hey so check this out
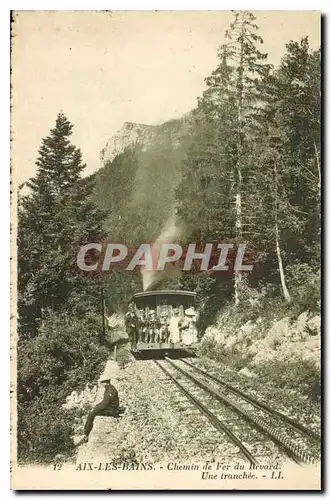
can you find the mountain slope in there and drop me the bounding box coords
[94,113,194,243]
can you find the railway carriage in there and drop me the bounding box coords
[127,290,198,353]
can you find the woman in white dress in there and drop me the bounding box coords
[181,307,198,345]
[169,308,180,343]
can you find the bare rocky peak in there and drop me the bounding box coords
[100,122,158,162]
[100,112,193,162]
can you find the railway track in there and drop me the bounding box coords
[154,357,321,466]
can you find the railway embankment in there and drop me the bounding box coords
[66,349,320,467]
[63,307,320,465]
[74,358,243,465]
[199,308,320,401]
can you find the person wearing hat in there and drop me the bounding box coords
[169,308,180,343]
[149,309,160,343]
[138,309,149,343]
[125,303,138,346]
[159,310,169,343]
[82,376,124,442]
[187,307,198,344]
[181,307,198,345]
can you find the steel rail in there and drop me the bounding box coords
[166,358,315,464]
[154,359,258,465]
[181,358,320,442]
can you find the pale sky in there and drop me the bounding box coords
[11,10,320,185]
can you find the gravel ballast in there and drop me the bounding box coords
[76,356,320,466]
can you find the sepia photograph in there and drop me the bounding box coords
[10,10,321,490]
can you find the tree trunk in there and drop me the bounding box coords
[275,220,291,303]
[234,14,245,306]
[274,162,291,302]
[313,140,321,194]
[234,168,242,305]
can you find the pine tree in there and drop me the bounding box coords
[18,112,106,337]
[250,39,321,300]
[176,11,272,305]
[272,39,321,266]
[217,11,272,303]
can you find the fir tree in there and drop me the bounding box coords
[18,112,106,337]
[250,39,321,300]
[176,11,272,305]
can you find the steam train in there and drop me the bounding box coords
[126,290,199,353]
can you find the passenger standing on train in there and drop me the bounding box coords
[137,310,146,343]
[179,311,190,345]
[125,303,138,345]
[159,311,169,342]
[143,311,150,343]
[149,310,160,343]
[169,308,180,343]
[187,307,198,343]
[180,307,198,345]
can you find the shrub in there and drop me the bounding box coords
[17,395,76,463]
[199,336,222,361]
[116,345,134,368]
[18,312,109,402]
[286,264,320,315]
[17,312,109,462]
[199,338,254,371]
[255,358,320,400]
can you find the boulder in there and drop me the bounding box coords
[107,312,125,329]
[265,336,320,367]
[303,338,321,364]
[106,313,129,346]
[265,317,290,349]
[72,435,87,446]
[204,326,216,339]
[239,320,262,347]
[102,359,121,380]
[253,340,277,366]
[240,320,254,335]
[204,326,225,344]
[224,336,237,351]
[238,320,256,341]
[238,367,257,378]
[288,311,309,341]
[248,340,261,356]
[108,329,129,346]
[307,315,321,336]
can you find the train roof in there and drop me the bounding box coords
[131,289,196,300]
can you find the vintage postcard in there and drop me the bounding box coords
[11,10,321,490]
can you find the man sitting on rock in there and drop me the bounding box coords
[82,376,125,443]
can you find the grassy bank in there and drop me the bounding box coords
[198,282,320,401]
